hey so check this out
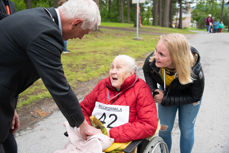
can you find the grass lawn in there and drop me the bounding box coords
[17,22,195,108]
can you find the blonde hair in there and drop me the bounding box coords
[58,0,101,30]
[158,33,194,84]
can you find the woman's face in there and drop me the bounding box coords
[109,59,132,90]
[154,39,174,69]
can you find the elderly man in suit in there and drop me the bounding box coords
[0,0,101,152]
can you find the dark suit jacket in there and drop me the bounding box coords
[0,0,16,20]
[0,7,84,142]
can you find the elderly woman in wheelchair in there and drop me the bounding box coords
[80,55,160,153]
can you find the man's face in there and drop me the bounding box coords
[62,20,91,40]
[70,23,91,39]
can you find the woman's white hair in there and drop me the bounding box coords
[113,55,137,73]
[58,0,101,30]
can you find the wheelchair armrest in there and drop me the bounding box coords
[123,139,144,153]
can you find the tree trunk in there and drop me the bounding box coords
[220,0,225,22]
[24,0,32,9]
[163,0,171,27]
[119,0,124,23]
[169,0,174,27]
[127,0,131,23]
[159,0,163,26]
[153,0,159,26]
[178,0,182,28]
[108,0,111,19]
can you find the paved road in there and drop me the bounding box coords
[16,32,229,153]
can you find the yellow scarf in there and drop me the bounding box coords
[161,68,175,87]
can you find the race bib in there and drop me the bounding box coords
[92,102,129,132]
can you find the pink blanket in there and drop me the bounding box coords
[54,122,114,153]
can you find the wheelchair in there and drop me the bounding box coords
[102,120,168,153]
[122,120,169,153]
[123,136,168,153]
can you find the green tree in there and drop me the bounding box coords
[223,7,229,31]
[143,5,152,25]
[100,0,120,22]
[11,0,26,10]
[12,0,56,10]
[220,0,225,21]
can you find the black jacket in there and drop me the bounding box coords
[0,0,16,20]
[0,7,84,142]
[143,47,205,106]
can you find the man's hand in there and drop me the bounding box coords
[11,110,20,134]
[79,119,102,140]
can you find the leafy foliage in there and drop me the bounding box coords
[100,0,120,22]
[223,7,229,28]
[11,0,26,11]
[142,6,152,25]
[11,0,56,10]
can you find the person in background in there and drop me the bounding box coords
[205,14,213,33]
[63,40,70,53]
[0,0,101,152]
[143,33,205,153]
[80,55,158,143]
[219,21,224,32]
[0,0,16,20]
[213,20,219,33]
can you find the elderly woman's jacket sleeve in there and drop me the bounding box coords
[109,83,158,142]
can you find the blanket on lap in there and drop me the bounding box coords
[54,121,114,153]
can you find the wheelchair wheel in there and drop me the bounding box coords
[142,136,169,153]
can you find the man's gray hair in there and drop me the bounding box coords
[114,55,137,73]
[58,0,101,30]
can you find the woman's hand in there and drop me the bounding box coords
[153,89,164,103]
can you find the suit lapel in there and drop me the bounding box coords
[47,7,59,26]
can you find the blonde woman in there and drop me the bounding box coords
[143,33,205,153]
